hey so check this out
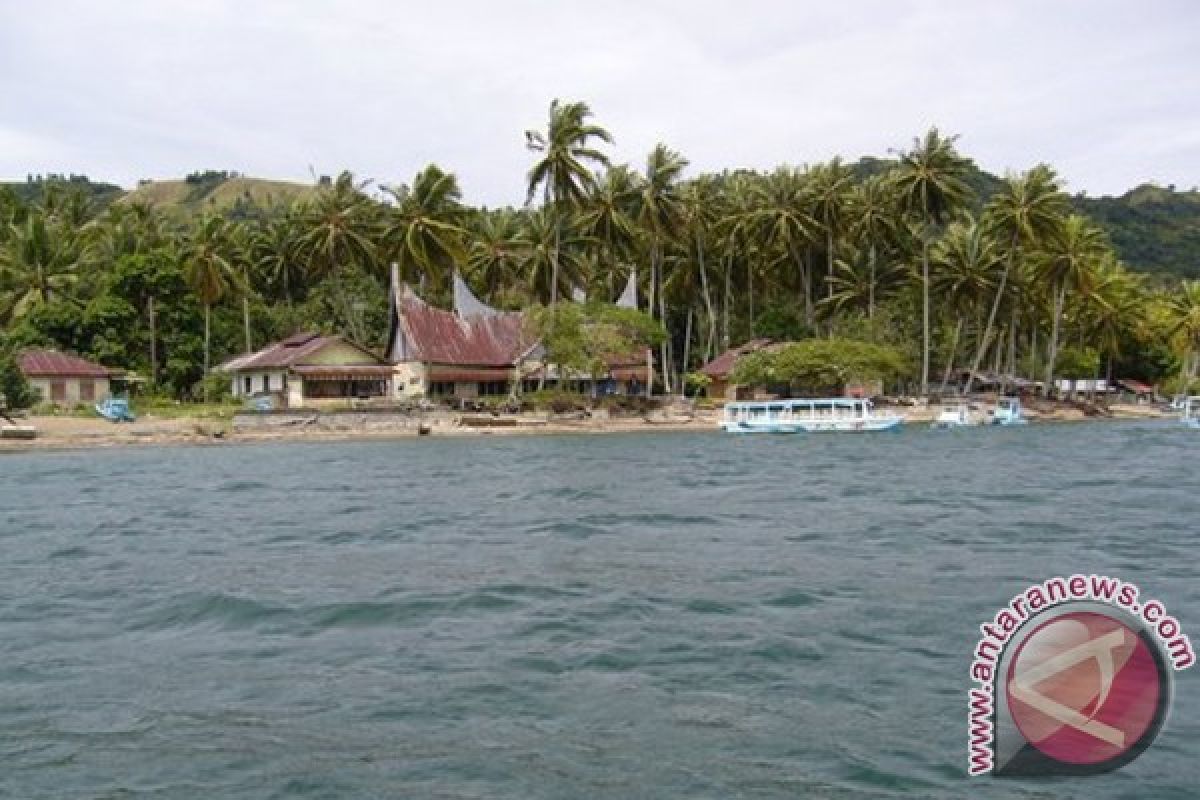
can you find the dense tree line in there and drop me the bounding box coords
[3,99,1200,401]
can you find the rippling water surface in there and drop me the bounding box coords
[2,423,1199,798]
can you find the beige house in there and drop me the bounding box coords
[219,332,392,409]
[18,349,115,407]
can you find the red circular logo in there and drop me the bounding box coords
[1006,611,1165,767]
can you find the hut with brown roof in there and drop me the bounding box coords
[18,349,117,408]
[697,339,774,401]
[219,332,391,408]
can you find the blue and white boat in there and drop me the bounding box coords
[720,397,904,434]
[95,396,136,423]
[1182,396,1200,429]
[989,396,1026,426]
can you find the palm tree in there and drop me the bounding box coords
[518,208,592,304]
[930,214,1002,392]
[525,99,612,304]
[466,209,525,301]
[183,215,239,398]
[382,164,468,291]
[1164,280,1200,391]
[847,175,900,319]
[0,207,86,323]
[889,129,972,395]
[293,172,379,343]
[632,143,689,392]
[808,158,855,307]
[964,165,1068,394]
[579,164,640,294]
[746,166,818,326]
[251,215,303,305]
[1037,214,1107,394]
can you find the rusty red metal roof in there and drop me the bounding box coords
[18,349,112,378]
[394,287,532,367]
[699,339,773,378]
[223,333,382,371]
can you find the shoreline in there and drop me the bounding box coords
[0,402,1175,453]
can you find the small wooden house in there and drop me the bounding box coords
[219,332,392,408]
[18,349,115,408]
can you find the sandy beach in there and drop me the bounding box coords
[0,401,1174,453]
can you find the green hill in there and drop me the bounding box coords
[1074,184,1200,280]
[122,171,316,214]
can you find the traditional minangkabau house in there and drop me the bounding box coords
[18,349,118,408]
[219,332,392,408]
[697,339,774,401]
[386,267,652,399]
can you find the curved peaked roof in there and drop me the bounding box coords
[391,283,532,367]
[616,269,638,309]
[453,270,504,318]
[19,349,112,378]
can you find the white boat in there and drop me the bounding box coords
[990,396,1027,426]
[931,403,977,429]
[1182,396,1200,429]
[720,397,904,434]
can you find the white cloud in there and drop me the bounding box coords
[1,0,1197,201]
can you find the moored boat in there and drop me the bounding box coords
[989,396,1027,426]
[720,397,903,433]
[1182,396,1200,429]
[95,396,136,423]
[931,403,977,429]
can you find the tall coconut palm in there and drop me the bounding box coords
[0,208,86,323]
[382,164,468,292]
[579,164,640,293]
[889,129,971,395]
[518,208,592,304]
[1164,280,1200,391]
[183,215,239,398]
[525,99,612,305]
[930,214,1002,392]
[746,166,818,326]
[632,143,689,392]
[847,175,900,319]
[466,209,526,300]
[964,165,1068,394]
[808,158,855,307]
[1038,214,1107,394]
[293,172,379,343]
[680,175,722,362]
[251,215,303,305]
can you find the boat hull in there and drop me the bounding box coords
[722,417,903,434]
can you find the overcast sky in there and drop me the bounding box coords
[2,1,1198,204]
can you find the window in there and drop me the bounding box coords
[428,381,454,396]
[282,373,288,391]
[243,376,251,394]
[79,380,95,402]
[50,381,66,403]
[480,381,508,396]
[262,374,269,393]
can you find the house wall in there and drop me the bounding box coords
[303,342,382,366]
[392,362,427,399]
[30,377,111,408]
[231,370,289,398]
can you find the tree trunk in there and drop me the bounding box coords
[681,306,693,392]
[722,252,732,350]
[964,235,1017,395]
[148,295,158,388]
[868,244,876,320]
[1043,282,1066,397]
[939,316,964,395]
[695,229,717,364]
[242,269,253,354]
[921,230,931,397]
[202,304,211,403]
